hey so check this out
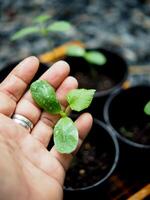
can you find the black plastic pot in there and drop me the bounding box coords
[104,85,150,179]
[64,119,119,200]
[65,48,128,121]
[65,48,128,97]
[0,60,49,83]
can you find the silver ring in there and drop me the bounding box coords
[12,114,33,132]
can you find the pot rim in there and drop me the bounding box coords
[64,119,119,192]
[104,86,150,149]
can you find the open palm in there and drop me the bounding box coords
[0,57,92,200]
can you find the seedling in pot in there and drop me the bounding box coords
[30,79,95,154]
[144,100,150,116]
[11,14,73,49]
[66,45,107,66]
[65,45,116,92]
[119,98,150,145]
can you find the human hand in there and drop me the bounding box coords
[0,57,93,200]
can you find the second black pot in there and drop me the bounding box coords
[104,85,150,179]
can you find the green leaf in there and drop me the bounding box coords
[30,80,62,114]
[33,14,51,23]
[67,89,96,112]
[47,21,72,32]
[66,45,85,57]
[11,27,39,41]
[144,101,150,115]
[54,117,78,153]
[84,51,107,65]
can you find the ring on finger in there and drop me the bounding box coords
[12,114,34,132]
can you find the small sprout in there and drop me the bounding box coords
[66,45,107,66]
[120,127,134,138]
[144,101,150,115]
[30,79,95,154]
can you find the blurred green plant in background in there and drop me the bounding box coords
[67,45,106,65]
[11,14,73,49]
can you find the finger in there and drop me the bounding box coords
[0,57,39,116]
[14,61,70,129]
[50,113,93,172]
[31,76,78,147]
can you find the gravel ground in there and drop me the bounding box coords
[0,0,150,69]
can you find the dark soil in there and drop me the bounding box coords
[75,71,115,91]
[120,123,150,145]
[64,141,112,189]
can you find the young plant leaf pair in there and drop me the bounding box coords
[66,45,107,65]
[11,14,73,41]
[30,80,95,154]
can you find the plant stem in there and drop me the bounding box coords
[59,111,67,118]
[39,25,53,49]
[65,105,72,116]
[59,106,72,118]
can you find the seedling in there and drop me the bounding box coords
[30,79,95,154]
[66,45,107,65]
[11,14,73,49]
[144,101,150,115]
